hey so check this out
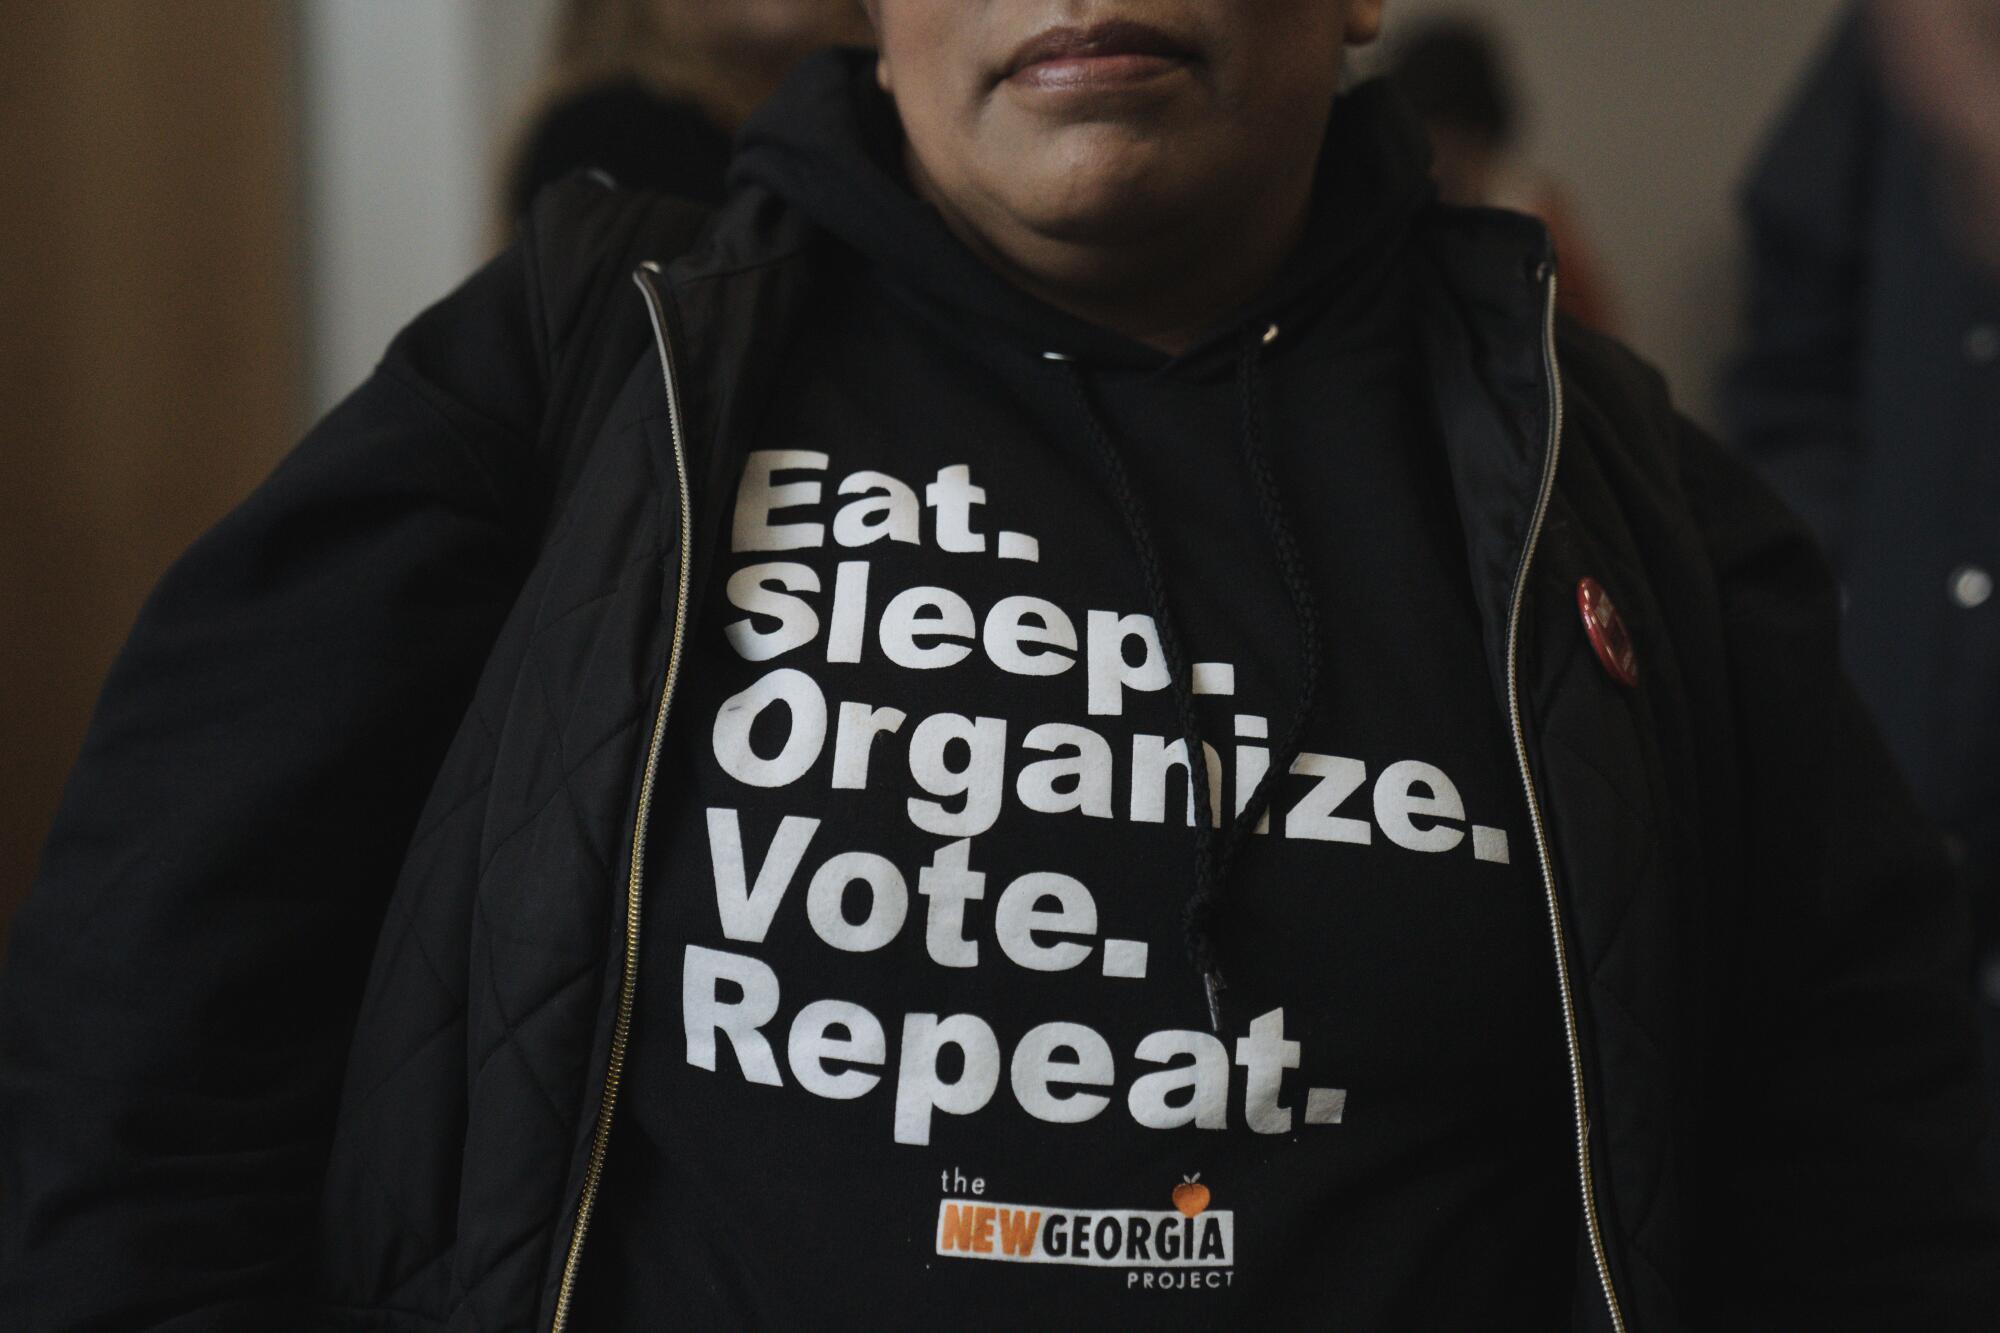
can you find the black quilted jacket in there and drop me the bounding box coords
[3,177,1996,1332]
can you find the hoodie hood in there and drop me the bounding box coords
[732,48,1436,375]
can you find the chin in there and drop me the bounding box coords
[1008,140,1200,244]
[1025,198,1178,249]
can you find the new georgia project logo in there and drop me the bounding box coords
[936,1176,1235,1289]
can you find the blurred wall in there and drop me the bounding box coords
[0,0,565,946]
[1383,0,1850,427]
[299,0,559,415]
[0,1,303,945]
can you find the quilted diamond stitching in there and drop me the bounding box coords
[471,901,590,1136]
[533,667,619,891]
[472,700,648,886]
[330,851,474,1150]
[443,442,669,1317]
[1537,730,1669,993]
[374,1205,459,1310]
[462,955,601,1102]
[451,1201,570,1324]
[338,1015,463,1143]
[405,771,497,858]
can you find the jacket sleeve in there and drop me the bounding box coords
[1719,11,1876,572]
[0,207,560,1327]
[1680,421,2000,1328]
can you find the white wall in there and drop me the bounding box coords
[298,0,559,416]
[1379,0,1851,426]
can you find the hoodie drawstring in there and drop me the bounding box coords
[1050,326,1323,1032]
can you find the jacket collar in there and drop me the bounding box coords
[1413,204,1562,696]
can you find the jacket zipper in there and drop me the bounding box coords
[1508,265,1628,1332]
[549,262,696,1332]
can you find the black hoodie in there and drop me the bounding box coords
[574,51,1577,1326]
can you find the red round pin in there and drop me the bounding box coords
[1577,577,1640,687]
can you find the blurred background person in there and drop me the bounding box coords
[1876,0,2000,273]
[1724,3,2000,1166]
[1386,13,1616,331]
[503,0,873,217]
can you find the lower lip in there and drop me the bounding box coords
[1009,52,1189,93]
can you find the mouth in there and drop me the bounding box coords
[1002,19,1199,93]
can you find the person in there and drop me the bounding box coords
[502,0,873,216]
[1724,4,2000,1179]
[1875,0,2000,274]
[2,1,1995,1328]
[1386,15,1616,332]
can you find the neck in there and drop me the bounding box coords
[908,148,1317,355]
